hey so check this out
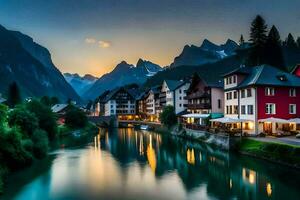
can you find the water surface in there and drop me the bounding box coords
[1,128,300,200]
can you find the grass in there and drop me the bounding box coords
[237,138,300,167]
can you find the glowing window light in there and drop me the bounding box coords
[266,183,272,197]
[187,148,195,165]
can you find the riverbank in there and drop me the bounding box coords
[236,138,300,169]
[168,126,300,169]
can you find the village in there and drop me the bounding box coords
[87,64,300,143]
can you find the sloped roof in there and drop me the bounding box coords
[165,80,188,91]
[51,104,68,113]
[197,73,223,88]
[103,87,138,103]
[231,65,300,88]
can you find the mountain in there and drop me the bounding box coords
[83,59,162,100]
[0,25,81,102]
[170,39,238,68]
[64,73,97,96]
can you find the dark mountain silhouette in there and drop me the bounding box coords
[0,25,81,102]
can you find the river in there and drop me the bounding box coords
[1,128,300,200]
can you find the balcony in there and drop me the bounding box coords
[159,92,166,98]
[187,103,211,110]
[186,91,210,99]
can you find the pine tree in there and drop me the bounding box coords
[249,15,268,46]
[285,33,297,49]
[7,82,21,108]
[239,34,245,46]
[265,25,285,71]
[247,15,268,66]
[296,37,300,48]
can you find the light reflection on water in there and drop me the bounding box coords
[2,128,300,200]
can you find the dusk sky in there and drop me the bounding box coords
[0,0,299,77]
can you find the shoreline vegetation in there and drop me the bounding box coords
[0,83,98,194]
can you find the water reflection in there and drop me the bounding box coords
[2,128,300,200]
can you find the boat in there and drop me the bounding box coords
[140,125,149,130]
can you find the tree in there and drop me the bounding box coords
[31,129,49,159]
[264,25,285,71]
[26,100,58,140]
[40,96,51,107]
[297,37,300,48]
[65,106,88,128]
[239,34,245,46]
[0,104,8,124]
[285,33,298,49]
[8,105,39,137]
[247,15,268,66]
[50,97,59,106]
[159,105,177,128]
[7,82,21,108]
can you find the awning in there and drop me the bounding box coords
[288,118,300,124]
[210,113,224,119]
[210,117,249,123]
[182,114,210,118]
[258,117,289,123]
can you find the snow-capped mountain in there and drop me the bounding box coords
[64,73,97,96]
[170,39,238,68]
[83,59,162,100]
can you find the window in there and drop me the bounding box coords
[289,104,296,114]
[218,99,221,109]
[179,104,182,107]
[225,78,228,85]
[241,90,245,98]
[229,106,233,114]
[247,89,252,97]
[233,91,238,99]
[241,105,246,114]
[229,77,232,84]
[179,96,182,100]
[111,105,113,108]
[226,92,232,100]
[234,105,238,114]
[233,75,236,83]
[265,87,275,96]
[248,105,254,115]
[289,88,296,97]
[110,110,114,114]
[179,89,182,94]
[265,103,276,114]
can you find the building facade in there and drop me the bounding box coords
[223,65,300,135]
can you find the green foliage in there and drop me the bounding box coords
[8,105,39,137]
[40,96,60,107]
[26,100,58,140]
[0,104,8,123]
[159,105,177,128]
[7,82,22,108]
[65,106,87,128]
[0,126,33,170]
[237,139,300,166]
[31,129,49,159]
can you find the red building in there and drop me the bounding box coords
[223,65,300,135]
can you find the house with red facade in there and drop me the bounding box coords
[223,65,300,135]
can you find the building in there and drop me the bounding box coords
[51,104,70,125]
[144,86,161,121]
[223,64,300,135]
[159,80,190,114]
[181,73,224,129]
[102,87,138,120]
[95,90,111,116]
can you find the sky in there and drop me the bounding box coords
[0,0,299,77]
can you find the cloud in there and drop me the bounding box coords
[85,37,96,44]
[98,40,111,48]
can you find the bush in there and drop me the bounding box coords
[0,104,8,124]
[65,107,88,128]
[26,100,58,140]
[159,105,177,128]
[0,126,33,170]
[8,105,39,137]
[32,129,49,159]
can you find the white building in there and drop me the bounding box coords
[159,80,190,114]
